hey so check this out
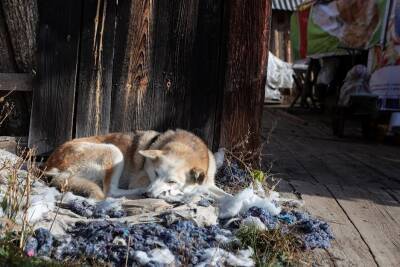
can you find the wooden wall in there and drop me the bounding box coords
[0,0,37,136]
[270,10,292,63]
[26,0,271,158]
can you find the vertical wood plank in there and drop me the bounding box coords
[111,0,154,132]
[29,0,82,154]
[111,0,199,133]
[75,0,117,137]
[189,0,223,148]
[0,4,16,72]
[219,0,271,158]
[1,0,38,72]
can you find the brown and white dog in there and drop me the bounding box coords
[44,129,227,200]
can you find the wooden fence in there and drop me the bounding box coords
[1,0,271,157]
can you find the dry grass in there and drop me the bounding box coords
[0,148,58,266]
[0,90,15,128]
[218,126,280,194]
[0,94,61,264]
[236,226,305,267]
[0,149,96,267]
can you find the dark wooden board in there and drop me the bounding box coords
[29,0,82,154]
[0,0,32,136]
[111,0,199,133]
[347,151,400,184]
[0,5,16,72]
[110,0,155,132]
[75,0,117,137]
[1,0,38,72]
[0,73,33,91]
[188,0,223,148]
[219,0,270,154]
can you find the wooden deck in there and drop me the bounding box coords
[262,108,400,267]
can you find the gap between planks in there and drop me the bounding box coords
[326,184,400,267]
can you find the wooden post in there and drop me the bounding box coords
[218,0,271,159]
[75,0,117,137]
[29,0,82,154]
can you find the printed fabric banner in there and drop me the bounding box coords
[291,0,390,59]
[368,0,400,110]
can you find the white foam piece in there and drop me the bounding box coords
[218,187,281,219]
[241,216,267,231]
[134,248,175,265]
[26,185,60,223]
[196,247,254,267]
[214,148,225,170]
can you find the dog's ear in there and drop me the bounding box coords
[190,168,206,184]
[139,150,163,160]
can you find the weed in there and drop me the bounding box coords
[236,225,304,267]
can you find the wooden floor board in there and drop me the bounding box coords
[262,108,400,266]
[291,181,378,267]
[327,184,400,267]
[346,151,400,184]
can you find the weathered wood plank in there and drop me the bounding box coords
[0,73,33,91]
[347,151,400,184]
[219,0,270,156]
[111,0,199,133]
[292,181,378,267]
[29,0,82,154]
[111,0,154,132]
[0,2,32,136]
[1,0,38,72]
[328,184,400,266]
[0,5,16,72]
[319,152,395,187]
[267,119,395,187]
[75,0,117,137]
[266,136,320,183]
[188,0,223,148]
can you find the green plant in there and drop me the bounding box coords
[236,226,303,267]
[251,170,266,184]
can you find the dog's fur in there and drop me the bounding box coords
[45,129,226,200]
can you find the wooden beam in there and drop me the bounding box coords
[29,0,82,154]
[0,73,32,91]
[75,0,117,137]
[219,0,271,159]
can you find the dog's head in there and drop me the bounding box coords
[139,148,210,198]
